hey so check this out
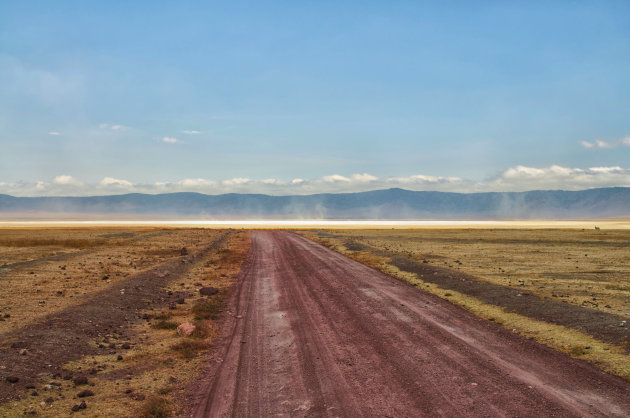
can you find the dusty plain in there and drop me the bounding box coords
[0,228,249,417]
[2,224,630,416]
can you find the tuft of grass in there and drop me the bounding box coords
[153,312,172,320]
[171,340,207,359]
[570,345,587,356]
[142,396,171,418]
[152,320,178,330]
[190,320,213,339]
[192,296,224,320]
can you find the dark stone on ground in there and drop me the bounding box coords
[199,287,219,296]
[77,390,94,398]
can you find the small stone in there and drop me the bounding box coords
[117,355,123,361]
[180,247,188,256]
[45,397,54,404]
[73,376,88,385]
[31,391,38,396]
[131,393,146,401]
[77,389,94,398]
[177,322,196,337]
[19,349,28,356]
[176,298,185,305]
[71,404,80,412]
[199,287,219,296]
[121,343,131,350]
[6,376,19,383]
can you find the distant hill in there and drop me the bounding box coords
[1,187,629,219]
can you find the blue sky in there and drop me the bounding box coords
[1,1,630,195]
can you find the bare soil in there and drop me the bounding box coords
[0,232,230,404]
[188,231,630,417]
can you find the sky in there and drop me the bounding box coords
[1,1,630,196]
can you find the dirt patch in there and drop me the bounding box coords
[389,256,630,346]
[0,232,230,404]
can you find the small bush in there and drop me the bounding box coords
[153,320,178,330]
[153,312,172,321]
[192,296,224,320]
[142,396,171,418]
[171,340,207,359]
[191,320,213,339]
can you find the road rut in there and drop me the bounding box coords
[191,231,630,417]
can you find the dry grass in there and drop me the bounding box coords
[299,228,630,381]
[304,229,630,318]
[0,228,217,333]
[0,229,251,417]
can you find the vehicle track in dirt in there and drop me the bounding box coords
[190,230,630,417]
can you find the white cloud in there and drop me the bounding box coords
[182,130,201,134]
[99,123,129,131]
[161,136,182,144]
[582,136,630,149]
[99,177,133,187]
[322,174,350,183]
[52,175,82,186]
[2,167,630,197]
[48,131,61,136]
[491,165,630,191]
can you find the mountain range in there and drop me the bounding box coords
[1,187,629,219]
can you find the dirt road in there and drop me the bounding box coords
[190,231,630,417]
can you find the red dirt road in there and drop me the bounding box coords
[190,231,630,417]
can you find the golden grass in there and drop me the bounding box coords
[0,229,251,417]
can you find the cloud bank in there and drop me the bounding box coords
[581,136,630,149]
[2,165,630,197]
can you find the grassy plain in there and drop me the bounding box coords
[299,228,630,379]
[0,228,249,417]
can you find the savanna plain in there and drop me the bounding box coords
[1,226,629,416]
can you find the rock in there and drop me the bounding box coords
[19,349,28,356]
[176,298,185,305]
[11,341,26,349]
[73,376,88,385]
[26,384,36,389]
[79,401,87,409]
[117,355,123,361]
[77,390,94,398]
[180,247,188,256]
[130,393,146,401]
[121,343,131,349]
[31,391,38,396]
[6,376,19,383]
[177,322,196,337]
[199,287,219,296]
[45,397,54,404]
[71,404,80,412]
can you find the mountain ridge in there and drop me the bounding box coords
[1,187,629,219]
